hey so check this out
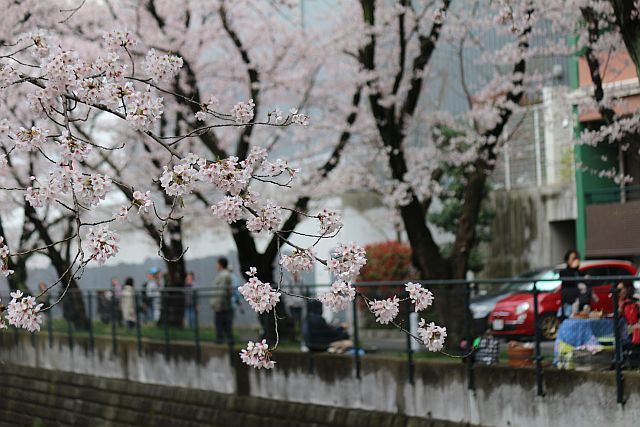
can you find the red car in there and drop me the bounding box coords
[488,260,637,340]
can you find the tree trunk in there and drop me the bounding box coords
[158,220,187,328]
[23,205,89,330]
[230,220,295,345]
[610,0,640,79]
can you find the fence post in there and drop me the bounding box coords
[162,291,170,360]
[532,282,544,396]
[405,298,414,385]
[47,308,53,348]
[134,292,142,356]
[111,292,117,355]
[193,290,201,364]
[87,291,95,353]
[352,293,361,379]
[305,289,315,375]
[463,281,475,390]
[612,285,624,404]
[66,317,73,351]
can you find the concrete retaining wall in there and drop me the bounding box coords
[1,334,640,426]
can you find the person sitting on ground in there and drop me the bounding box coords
[302,300,351,352]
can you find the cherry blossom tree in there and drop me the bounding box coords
[0,0,451,362]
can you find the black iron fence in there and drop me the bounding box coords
[4,274,639,403]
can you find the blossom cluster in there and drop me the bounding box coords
[319,281,356,312]
[86,225,120,266]
[405,282,434,312]
[231,99,255,124]
[369,296,400,325]
[5,290,44,333]
[240,340,275,369]
[417,319,447,352]
[0,237,13,277]
[132,190,153,214]
[246,201,283,233]
[26,168,111,209]
[238,268,281,314]
[317,209,342,235]
[15,126,48,151]
[142,49,183,83]
[326,242,367,282]
[280,249,315,274]
[72,173,112,206]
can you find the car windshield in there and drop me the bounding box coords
[510,270,560,292]
[491,269,560,293]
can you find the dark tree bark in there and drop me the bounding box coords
[610,0,640,78]
[24,204,89,330]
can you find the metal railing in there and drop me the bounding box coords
[4,275,638,404]
[585,185,640,205]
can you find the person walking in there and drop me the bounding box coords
[184,272,198,329]
[559,249,581,320]
[120,277,136,330]
[210,257,233,344]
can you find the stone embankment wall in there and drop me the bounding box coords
[1,334,639,427]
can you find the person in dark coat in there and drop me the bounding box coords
[558,249,581,320]
[302,300,349,352]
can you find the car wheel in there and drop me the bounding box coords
[537,313,559,340]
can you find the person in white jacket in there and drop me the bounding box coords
[120,277,137,329]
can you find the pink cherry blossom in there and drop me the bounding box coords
[326,242,367,282]
[133,190,152,214]
[417,319,447,352]
[239,270,281,314]
[86,225,119,266]
[369,296,400,325]
[231,99,255,125]
[246,202,282,233]
[280,249,315,274]
[142,49,183,83]
[405,282,434,312]
[240,339,275,369]
[318,280,356,312]
[317,209,342,235]
[211,196,244,224]
[6,290,44,333]
[15,126,48,151]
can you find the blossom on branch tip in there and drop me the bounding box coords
[317,209,342,235]
[280,249,315,274]
[143,49,183,83]
[417,319,447,352]
[211,196,244,224]
[369,296,400,325]
[15,126,48,151]
[239,274,281,314]
[103,30,137,52]
[86,225,120,266]
[405,282,434,312]
[6,290,43,333]
[132,190,152,214]
[231,99,255,125]
[240,339,275,369]
[318,280,355,312]
[246,202,282,233]
[326,242,366,282]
